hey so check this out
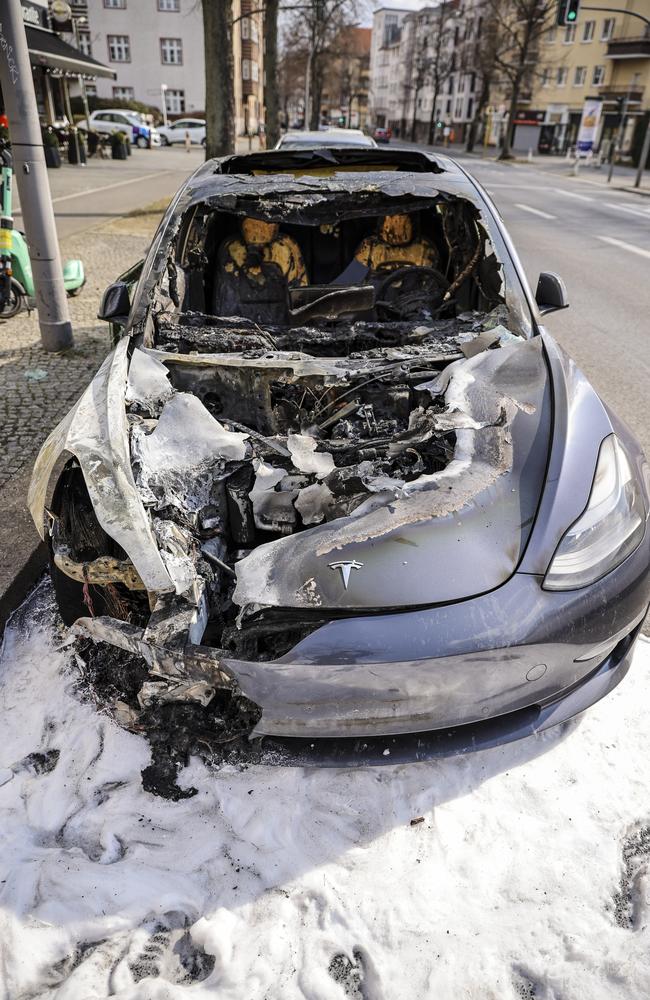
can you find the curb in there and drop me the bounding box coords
[0,463,47,637]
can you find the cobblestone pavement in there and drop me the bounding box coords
[0,211,161,492]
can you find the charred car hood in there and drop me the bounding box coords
[234,337,550,611]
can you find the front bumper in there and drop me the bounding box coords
[76,530,650,762]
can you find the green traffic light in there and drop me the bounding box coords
[567,10,576,18]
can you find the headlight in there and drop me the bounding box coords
[544,434,646,591]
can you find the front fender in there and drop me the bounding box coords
[28,338,174,594]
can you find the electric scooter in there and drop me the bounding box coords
[0,140,85,319]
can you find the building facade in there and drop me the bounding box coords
[69,0,264,134]
[528,1,650,155]
[369,6,413,132]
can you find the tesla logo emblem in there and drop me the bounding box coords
[329,560,363,589]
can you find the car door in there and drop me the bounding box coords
[188,120,205,143]
[92,113,112,137]
[114,113,135,141]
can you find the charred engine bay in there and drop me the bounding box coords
[124,312,506,661]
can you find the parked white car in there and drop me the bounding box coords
[158,118,206,146]
[77,110,160,148]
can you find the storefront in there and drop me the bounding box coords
[2,2,115,126]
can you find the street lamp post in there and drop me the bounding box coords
[72,16,92,129]
[161,84,168,128]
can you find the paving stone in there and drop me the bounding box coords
[0,215,160,492]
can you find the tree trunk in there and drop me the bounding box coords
[203,0,235,160]
[498,81,519,161]
[264,0,280,147]
[466,78,490,153]
[309,55,321,130]
[427,83,440,145]
[410,85,421,142]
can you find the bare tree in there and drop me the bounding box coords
[407,28,432,142]
[487,0,555,160]
[264,0,281,146]
[463,3,499,153]
[202,0,235,158]
[284,0,362,129]
[425,1,456,146]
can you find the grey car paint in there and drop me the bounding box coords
[32,146,650,761]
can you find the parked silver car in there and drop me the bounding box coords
[77,110,160,148]
[158,118,206,146]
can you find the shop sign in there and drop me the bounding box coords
[22,3,45,26]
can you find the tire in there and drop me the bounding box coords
[136,135,148,149]
[49,462,141,626]
[201,137,206,146]
[67,284,84,298]
[0,279,24,319]
[160,134,170,146]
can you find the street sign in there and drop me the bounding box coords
[576,97,603,155]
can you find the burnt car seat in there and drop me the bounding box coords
[354,213,439,276]
[213,218,308,324]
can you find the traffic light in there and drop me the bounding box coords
[557,0,580,25]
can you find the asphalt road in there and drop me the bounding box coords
[400,144,650,459]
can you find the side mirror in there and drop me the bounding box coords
[535,271,569,315]
[97,281,130,324]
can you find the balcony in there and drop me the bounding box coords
[598,82,645,104]
[606,35,650,59]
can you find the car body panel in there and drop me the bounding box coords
[31,147,650,759]
[158,118,206,145]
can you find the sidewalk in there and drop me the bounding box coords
[0,207,164,631]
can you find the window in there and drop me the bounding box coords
[85,83,97,96]
[107,35,130,61]
[546,26,556,43]
[541,67,551,87]
[601,18,615,40]
[251,60,259,82]
[77,30,91,56]
[113,86,134,100]
[158,0,180,9]
[592,64,605,85]
[251,20,258,43]
[564,23,576,43]
[557,66,568,86]
[242,58,250,80]
[160,37,182,64]
[582,19,595,41]
[165,88,185,114]
[241,17,250,39]
[574,66,586,86]
[104,0,125,6]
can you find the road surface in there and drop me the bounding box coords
[397,143,650,459]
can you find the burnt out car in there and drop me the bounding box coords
[29,147,650,764]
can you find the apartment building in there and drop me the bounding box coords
[530,1,650,153]
[369,0,485,142]
[369,6,413,131]
[68,0,264,134]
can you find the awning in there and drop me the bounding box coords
[26,25,116,80]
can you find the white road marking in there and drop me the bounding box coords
[14,170,176,213]
[597,235,650,260]
[552,188,593,202]
[514,202,557,220]
[604,201,650,219]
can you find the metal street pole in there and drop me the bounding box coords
[0,0,73,350]
[635,116,650,189]
[607,90,629,184]
[160,83,168,127]
[73,17,92,127]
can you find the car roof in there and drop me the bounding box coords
[280,129,375,146]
